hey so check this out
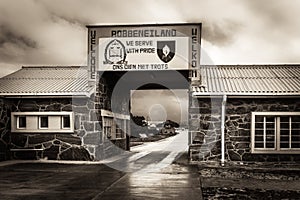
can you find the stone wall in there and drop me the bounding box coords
[7,98,92,160]
[0,98,10,161]
[91,74,128,160]
[189,97,300,163]
[189,97,222,161]
[0,73,129,161]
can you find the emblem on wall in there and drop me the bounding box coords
[104,39,127,64]
[157,41,175,63]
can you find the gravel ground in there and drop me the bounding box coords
[198,162,300,199]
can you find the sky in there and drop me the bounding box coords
[1,1,300,123]
[131,89,188,125]
[1,0,300,78]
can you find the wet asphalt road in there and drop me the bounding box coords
[0,131,203,200]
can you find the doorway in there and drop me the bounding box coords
[102,70,190,153]
[130,89,188,147]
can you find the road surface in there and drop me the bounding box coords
[0,130,203,199]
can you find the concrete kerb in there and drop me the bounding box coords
[0,155,129,167]
[197,161,300,171]
[0,150,193,168]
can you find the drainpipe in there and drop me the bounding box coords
[221,95,227,166]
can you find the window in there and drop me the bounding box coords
[39,116,49,129]
[116,119,125,139]
[17,116,26,129]
[252,112,300,153]
[103,117,113,139]
[11,112,74,133]
[62,115,71,129]
[101,109,129,140]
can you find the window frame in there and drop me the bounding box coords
[17,116,27,129]
[39,116,49,129]
[11,112,74,133]
[61,115,71,129]
[103,116,113,139]
[251,112,300,154]
[101,109,129,140]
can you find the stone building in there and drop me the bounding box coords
[189,65,300,164]
[0,66,129,161]
[0,23,299,164]
[0,64,299,164]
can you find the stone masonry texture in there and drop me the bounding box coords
[0,98,10,161]
[0,73,129,161]
[189,97,300,162]
[3,98,93,161]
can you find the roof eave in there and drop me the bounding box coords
[0,92,91,98]
[192,92,300,98]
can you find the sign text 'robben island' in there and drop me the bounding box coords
[87,23,201,79]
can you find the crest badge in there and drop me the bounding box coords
[104,39,127,64]
[157,41,175,63]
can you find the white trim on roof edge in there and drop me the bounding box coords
[0,92,90,97]
[192,92,300,97]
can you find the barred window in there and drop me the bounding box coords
[116,119,125,139]
[101,109,129,140]
[103,116,113,139]
[251,112,300,153]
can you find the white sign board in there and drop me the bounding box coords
[98,37,189,71]
[87,23,201,79]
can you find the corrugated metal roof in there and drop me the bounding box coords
[0,66,91,96]
[1,65,299,97]
[193,65,300,96]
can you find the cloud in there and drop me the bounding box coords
[195,0,300,64]
[0,0,86,77]
[0,24,38,62]
[202,20,242,46]
[0,0,300,77]
[37,0,181,25]
[0,25,37,49]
